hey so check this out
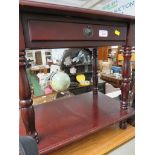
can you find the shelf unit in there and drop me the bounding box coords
[19,1,135,154]
[61,48,93,83]
[64,63,92,81]
[64,63,92,73]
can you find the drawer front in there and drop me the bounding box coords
[28,20,127,42]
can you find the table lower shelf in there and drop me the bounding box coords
[19,91,134,155]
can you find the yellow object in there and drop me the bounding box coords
[115,30,121,36]
[131,53,135,61]
[118,54,124,60]
[76,74,85,82]
[76,74,90,86]
[117,53,135,61]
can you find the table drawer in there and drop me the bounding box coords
[28,20,126,41]
[22,13,128,48]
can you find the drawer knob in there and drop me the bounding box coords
[83,25,93,37]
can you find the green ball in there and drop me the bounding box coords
[50,72,70,92]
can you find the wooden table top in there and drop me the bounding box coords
[101,74,122,80]
[101,74,122,88]
[31,65,49,71]
[33,93,57,105]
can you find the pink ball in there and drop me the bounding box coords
[45,86,53,94]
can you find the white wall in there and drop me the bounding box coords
[41,50,46,65]
[25,49,52,66]
[108,138,135,155]
[51,48,67,62]
[26,48,67,66]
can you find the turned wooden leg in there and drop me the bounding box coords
[120,46,132,129]
[92,48,98,95]
[19,50,39,143]
[119,119,128,129]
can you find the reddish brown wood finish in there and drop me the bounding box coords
[21,13,127,49]
[19,51,39,143]
[126,22,135,47]
[19,18,39,143]
[119,47,132,129]
[24,40,126,49]
[28,20,127,41]
[20,92,134,155]
[20,0,134,22]
[19,19,25,51]
[121,46,132,110]
[92,48,98,95]
[19,0,135,148]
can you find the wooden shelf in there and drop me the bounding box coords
[69,71,92,76]
[20,92,134,155]
[64,63,92,68]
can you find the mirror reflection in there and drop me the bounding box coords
[25,48,94,104]
[25,47,135,105]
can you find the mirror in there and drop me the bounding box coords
[25,48,93,104]
[25,47,135,105]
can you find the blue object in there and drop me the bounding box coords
[111,66,122,73]
[19,136,38,155]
